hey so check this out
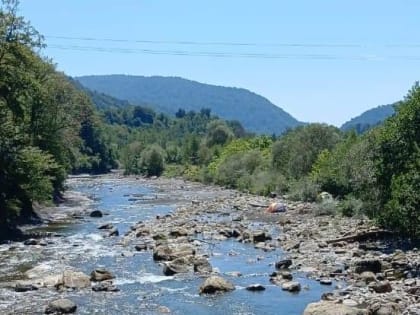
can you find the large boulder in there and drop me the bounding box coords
[153,243,195,261]
[90,268,114,282]
[199,276,235,294]
[61,270,91,289]
[162,257,190,276]
[193,257,212,274]
[45,299,77,314]
[304,301,369,315]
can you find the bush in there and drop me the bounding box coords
[314,199,338,216]
[140,145,165,176]
[288,178,320,202]
[338,196,365,217]
[249,170,278,196]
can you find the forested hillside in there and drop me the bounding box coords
[76,75,302,134]
[0,1,116,238]
[341,104,396,133]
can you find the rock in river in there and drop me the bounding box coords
[61,270,91,289]
[91,268,115,282]
[14,283,38,292]
[24,238,38,246]
[246,284,266,292]
[90,210,103,218]
[162,257,190,276]
[281,281,301,292]
[108,227,119,237]
[275,259,292,270]
[98,223,114,230]
[45,299,77,314]
[193,257,212,274]
[92,281,119,292]
[199,276,235,294]
[304,301,369,315]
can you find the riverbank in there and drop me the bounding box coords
[0,174,418,314]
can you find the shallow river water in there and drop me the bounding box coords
[0,176,335,315]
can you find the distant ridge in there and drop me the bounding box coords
[76,75,302,134]
[341,104,396,133]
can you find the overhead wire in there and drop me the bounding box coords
[45,35,420,48]
[43,35,420,61]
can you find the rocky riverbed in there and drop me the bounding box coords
[0,174,418,314]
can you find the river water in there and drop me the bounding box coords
[0,176,335,314]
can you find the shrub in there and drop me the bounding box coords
[338,195,365,217]
[139,144,165,176]
[314,199,338,216]
[288,177,320,202]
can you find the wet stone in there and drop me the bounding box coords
[23,238,38,245]
[14,283,39,292]
[98,223,114,230]
[108,227,119,237]
[282,281,301,292]
[320,278,333,285]
[246,284,266,292]
[91,268,115,282]
[199,276,235,294]
[275,259,292,270]
[90,210,103,218]
[45,299,77,314]
[92,281,119,292]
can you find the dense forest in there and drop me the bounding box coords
[0,0,116,239]
[1,0,419,241]
[76,75,303,134]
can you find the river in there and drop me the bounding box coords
[0,175,336,315]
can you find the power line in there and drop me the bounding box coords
[47,44,420,61]
[45,35,420,49]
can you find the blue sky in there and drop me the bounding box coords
[19,0,420,126]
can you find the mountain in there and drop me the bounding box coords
[76,75,302,134]
[340,104,396,133]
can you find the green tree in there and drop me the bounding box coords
[272,124,342,179]
[374,84,420,237]
[140,145,165,176]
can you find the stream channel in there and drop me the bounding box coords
[0,175,335,314]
